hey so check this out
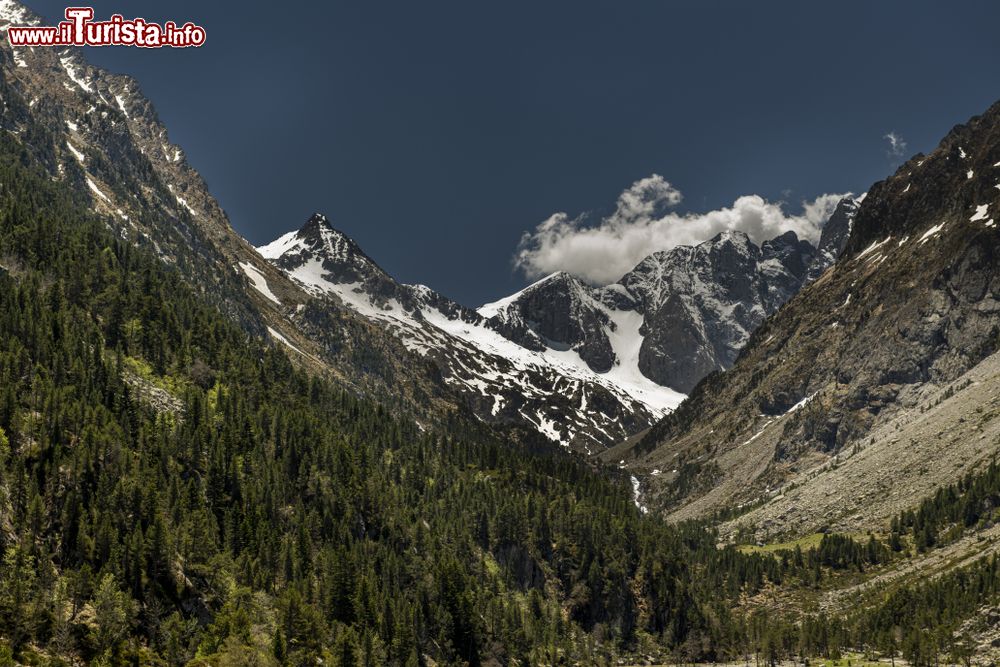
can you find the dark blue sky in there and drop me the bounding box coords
[27,0,1000,305]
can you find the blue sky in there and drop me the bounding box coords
[26,0,1000,305]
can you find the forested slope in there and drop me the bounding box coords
[0,131,809,666]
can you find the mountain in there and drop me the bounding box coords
[0,8,768,664]
[614,102,1000,541]
[0,0,265,326]
[483,211,858,394]
[0,104,783,666]
[257,203,855,449]
[12,141,979,663]
[257,214,684,452]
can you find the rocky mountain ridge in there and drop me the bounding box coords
[257,201,855,448]
[612,100,1000,533]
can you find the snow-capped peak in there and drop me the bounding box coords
[257,216,686,451]
[255,213,387,295]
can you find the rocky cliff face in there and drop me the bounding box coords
[615,100,1000,528]
[480,271,622,370]
[484,222,853,394]
[626,229,822,392]
[805,196,859,281]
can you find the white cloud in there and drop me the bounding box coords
[883,131,907,158]
[513,174,849,285]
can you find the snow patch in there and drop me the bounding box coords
[533,411,561,443]
[490,394,505,416]
[918,222,946,244]
[114,94,129,119]
[86,178,110,202]
[60,56,93,92]
[630,475,648,514]
[785,392,818,415]
[175,195,197,217]
[257,230,301,260]
[266,326,306,356]
[857,237,891,259]
[970,204,990,222]
[240,262,281,305]
[65,141,84,164]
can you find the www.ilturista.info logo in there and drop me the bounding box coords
[8,7,206,48]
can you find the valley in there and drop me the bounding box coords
[0,0,998,665]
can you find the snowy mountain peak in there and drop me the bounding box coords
[298,214,375,265]
[710,228,755,250]
[256,214,388,294]
[258,218,685,451]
